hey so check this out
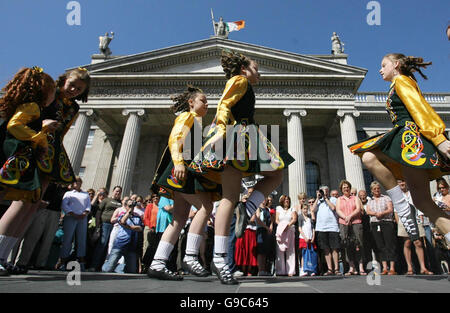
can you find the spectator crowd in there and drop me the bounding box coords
[1,176,449,278]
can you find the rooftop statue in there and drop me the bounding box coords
[331,32,345,55]
[99,32,114,56]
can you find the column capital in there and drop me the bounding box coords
[283,109,307,117]
[79,109,98,121]
[122,109,147,121]
[122,108,146,116]
[337,109,360,118]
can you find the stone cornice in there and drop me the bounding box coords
[89,79,357,100]
[90,73,364,83]
[89,86,355,100]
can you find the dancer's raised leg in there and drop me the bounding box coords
[235,170,283,238]
[362,150,420,241]
[402,165,450,240]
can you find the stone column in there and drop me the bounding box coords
[324,137,344,190]
[283,109,307,205]
[91,134,120,191]
[337,110,366,191]
[137,136,171,197]
[110,109,146,196]
[66,109,97,175]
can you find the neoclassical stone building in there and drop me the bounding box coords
[63,37,450,204]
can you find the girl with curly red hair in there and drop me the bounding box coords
[0,67,57,275]
[1,68,90,275]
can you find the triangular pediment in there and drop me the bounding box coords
[79,38,367,76]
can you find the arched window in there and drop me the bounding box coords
[306,161,320,197]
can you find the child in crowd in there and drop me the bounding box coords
[298,204,317,276]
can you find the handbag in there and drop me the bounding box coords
[90,226,102,245]
[302,243,318,273]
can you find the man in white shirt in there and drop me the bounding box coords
[313,185,341,275]
[57,176,91,271]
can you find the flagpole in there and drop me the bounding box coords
[211,8,217,36]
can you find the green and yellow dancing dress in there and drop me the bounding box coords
[36,92,78,185]
[188,75,294,183]
[0,102,50,201]
[349,75,450,179]
[151,111,221,200]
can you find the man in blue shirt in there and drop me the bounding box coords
[102,199,143,273]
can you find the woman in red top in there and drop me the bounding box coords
[336,180,366,275]
[144,194,160,230]
[142,194,159,271]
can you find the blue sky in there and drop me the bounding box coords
[0,0,448,92]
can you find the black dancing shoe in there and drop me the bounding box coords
[400,204,420,242]
[147,264,183,281]
[5,263,28,275]
[182,254,209,277]
[211,260,238,285]
[234,201,248,238]
[0,263,9,276]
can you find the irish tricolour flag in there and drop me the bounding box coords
[226,20,245,32]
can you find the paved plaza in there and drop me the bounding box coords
[1,270,448,293]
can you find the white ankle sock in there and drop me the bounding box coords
[386,185,410,218]
[245,189,265,217]
[151,241,174,270]
[214,235,228,255]
[185,233,203,256]
[213,235,229,268]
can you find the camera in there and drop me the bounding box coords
[318,189,325,199]
[129,201,137,208]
